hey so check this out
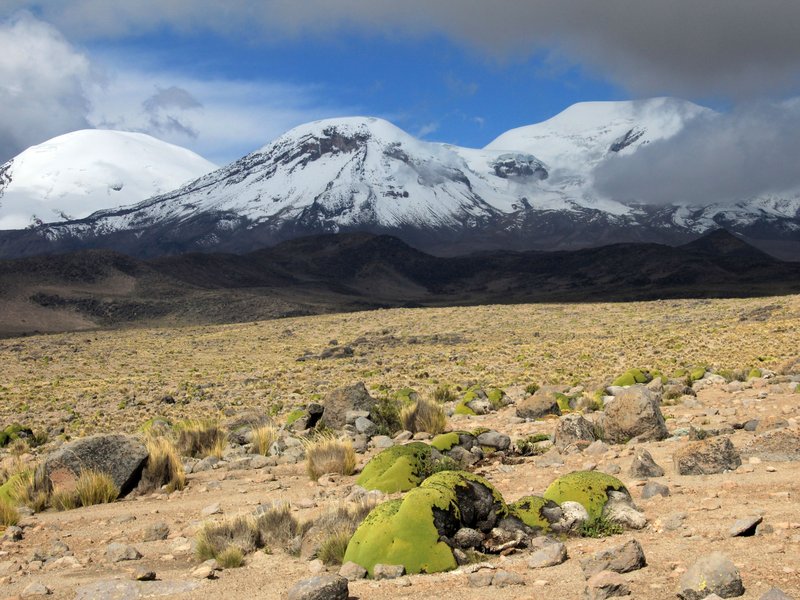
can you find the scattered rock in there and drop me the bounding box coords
[601,386,668,443]
[373,564,406,580]
[678,552,745,599]
[740,428,800,462]
[527,541,568,568]
[201,503,222,517]
[468,569,495,588]
[584,570,631,599]
[674,437,742,475]
[554,413,596,451]
[729,515,763,537]
[628,448,665,478]
[553,501,590,533]
[105,543,142,563]
[580,539,646,579]
[755,416,789,434]
[287,575,349,600]
[641,481,670,499]
[760,588,794,599]
[492,570,525,587]
[453,528,484,549]
[132,568,156,581]
[338,561,367,581]
[322,383,377,429]
[75,580,200,600]
[21,582,51,597]
[516,386,564,419]
[477,431,511,451]
[142,522,170,542]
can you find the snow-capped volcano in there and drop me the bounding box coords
[0,130,216,230]
[0,99,798,260]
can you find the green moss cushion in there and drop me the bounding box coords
[611,369,650,387]
[509,495,558,532]
[543,471,629,523]
[356,442,434,493]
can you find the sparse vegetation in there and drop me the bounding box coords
[433,384,456,403]
[0,497,19,526]
[255,503,305,551]
[75,470,119,506]
[140,436,186,493]
[216,546,245,568]
[304,435,356,480]
[580,515,624,538]
[515,433,552,456]
[399,397,447,434]
[196,515,261,561]
[250,424,279,456]
[175,420,225,458]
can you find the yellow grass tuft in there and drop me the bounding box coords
[400,397,447,434]
[250,424,279,456]
[0,498,19,526]
[141,436,186,493]
[75,470,119,507]
[175,420,226,459]
[304,435,357,481]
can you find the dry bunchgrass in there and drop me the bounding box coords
[400,397,447,434]
[0,498,19,526]
[175,420,226,459]
[216,546,245,568]
[75,470,119,506]
[304,435,356,481]
[140,436,186,493]
[196,515,261,561]
[250,424,279,456]
[10,469,49,513]
[307,499,379,565]
[50,488,80,511]
[255,502,304,550]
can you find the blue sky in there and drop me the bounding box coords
[2,2,800,165]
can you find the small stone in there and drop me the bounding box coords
[132,568,156,581]
[527,542,568,568]
[453,527,484,549]
[468,570,495,588]
[584,570,631,599]
[373,564,405,580]
[201,503,222,516]
[308,559,326,574]
[729,515,763,537]
[760,588,794,599]
[678,552,744,599]
[142,522,170,542]
[492,570,525,587]
[553,501,590,533]
[338,561,367,581]
[580,539,646,579]
[191,565,216,579]
[21,582,51,597]
[105,543,142,563]
[287,575,349,600]
[641,481,670,499]
[370,436,394,449]
[628,448,665,478]
[585,440,610,455]
[477,431,511,451]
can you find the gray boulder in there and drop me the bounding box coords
[41,434,148,496]
[321,383,377,429]
[554,413,596,451]
[678,553,744,599]
[601,386,668,443]
[287,575,349,600]
[580,539,646,578]
[674,437,742,475]
[740,427,800,462]
[476,431,511,451]
[584,570,631,599]
[760,588,793,600]
[628,448,665,478]
[516,385,565,420]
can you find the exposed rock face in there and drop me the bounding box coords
[673,437,742,475]
[321,383,377,429]
[40,434,148,495]
[554,413,596,451]
[601,386,668,443]
[678,552,745,599]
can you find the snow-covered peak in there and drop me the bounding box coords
[486,97,710,173]
[0,129,216,230]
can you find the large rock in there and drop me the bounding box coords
[601,386,668,443]
[584,570,631,599]
[321,383,377,429]
[580,539,646,578]
[678,552,744,599]
[516,385,565,420]
[740,427,800,462]
[287,575,349,600]
[41,434,148,496]
[554,414,596,451]
[673,437,742,475]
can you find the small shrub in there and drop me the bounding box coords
[250,425,279,456]
[371,396,402,436]
[175,420,226,458]
[580,515,623,538]
[317,528,351,565]
[141,436,186,493]
[10,469,49,512]
[399,398,447,435]
[0,498,19,526]
[51,488,79,511]
[433,385,456,403]
[525,383,540,395]
[419,454,460,476]
[216,546,245,568]
[256,503,304,550]
[196,515,261,561]
[305,435,356,480]
[75,470,119,506]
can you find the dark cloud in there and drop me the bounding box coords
[593,102,800,206]
[11,0,800,98]
[142,86,203,139]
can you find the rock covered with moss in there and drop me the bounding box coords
[343,471,511,576]
[542,471,644,528]
[454,387,508,416]
[356,442,436,493]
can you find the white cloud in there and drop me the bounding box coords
[0,12,94,161]
[0,12,355,165]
